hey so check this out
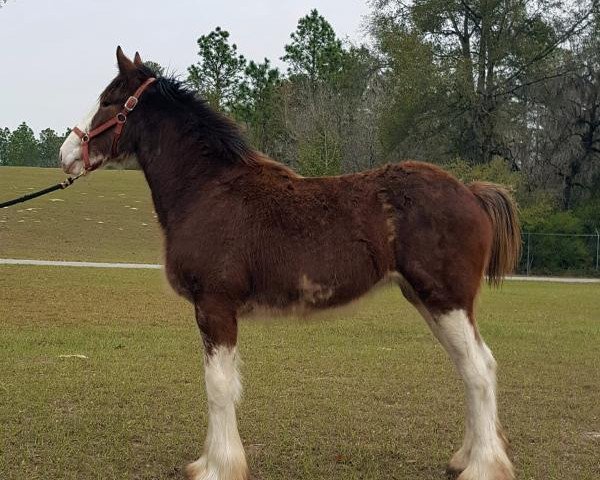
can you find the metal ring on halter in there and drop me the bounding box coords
[82,133,90,143]
[116,113,127,123]
[124,96,138,111]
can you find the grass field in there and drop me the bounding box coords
[0,167,161,263]
[1,167,599,480]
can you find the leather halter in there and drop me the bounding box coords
[72,77,156,171]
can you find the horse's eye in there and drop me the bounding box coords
[100,100,111,108]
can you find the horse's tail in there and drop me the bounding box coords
[469,182,521,286]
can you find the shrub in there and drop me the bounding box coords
[521,211,593,274]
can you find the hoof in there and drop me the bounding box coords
[446,447,470,475]
[455,456,515,480]
[185,456,249,480]
[446,465,463,478]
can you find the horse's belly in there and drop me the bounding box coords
[238,267,392,319]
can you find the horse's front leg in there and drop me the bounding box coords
[186,297,248,480]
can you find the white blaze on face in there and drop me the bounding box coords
[59,100,100,175]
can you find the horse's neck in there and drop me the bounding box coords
[138,156,184,230]
[135,129,243,231]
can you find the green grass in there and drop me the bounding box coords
[1,167,599,479]
[0,167,161,263]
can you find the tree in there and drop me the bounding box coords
[370,0,598,165]
[524,23,600,210]
[144,60,164,77]
[0,127,10,165]
[187,27,247,110]
[374,27,450,162]
[279,12,384,176]
[282,9,345,85]
[5,122,39,166]
[329,45,384,172]
[38,128,65,167]
[234,59,283,154]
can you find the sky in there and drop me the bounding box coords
[0,0,372,133]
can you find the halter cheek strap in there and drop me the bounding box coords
[72,77,156,172]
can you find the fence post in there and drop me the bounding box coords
[526,232,531,276]
[596,229,600,270]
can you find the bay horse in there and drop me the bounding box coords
[60,47,520,480]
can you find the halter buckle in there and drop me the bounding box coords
[116,113,127,124]
[124,96,138,111]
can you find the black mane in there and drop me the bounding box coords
[151,74,258,166]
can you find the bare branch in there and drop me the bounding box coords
[495,3,598,93]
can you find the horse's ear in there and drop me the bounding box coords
[116,46,135,74]
[134,51,143,66]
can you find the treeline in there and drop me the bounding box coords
[175,5,600,210]
[3,3,600,273]
[0,124,68,168]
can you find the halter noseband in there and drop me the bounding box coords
[72,77,156,172]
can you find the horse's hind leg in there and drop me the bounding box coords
[432,309,512,480]
[395,277,514,480]
[186,296,248,480]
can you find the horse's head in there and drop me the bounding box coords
[60,47,155,175]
